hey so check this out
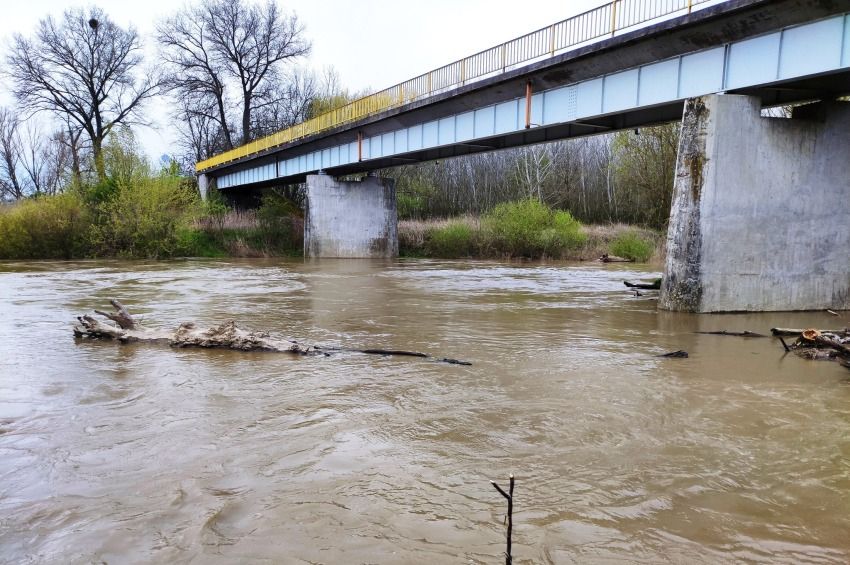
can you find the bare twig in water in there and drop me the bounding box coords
[491,474,515,564]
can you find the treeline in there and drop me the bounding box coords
[392,122,678,230]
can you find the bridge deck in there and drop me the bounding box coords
[202,0,850,190]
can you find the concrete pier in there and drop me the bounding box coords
[197,174,209,201]
[304,174,398,258]
[661,94,850,312]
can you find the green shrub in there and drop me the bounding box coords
[174,226,227,257]
[609,231,654,262]
[397,192,426,220]
[0,193,90,259]
[254,194,302,255]
[482,199,585,258]
[426,221,476,257]
[93,176,203,258]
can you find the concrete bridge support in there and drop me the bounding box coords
[198,174,209,201]
[661,94,850,312]
[304,174,398,258]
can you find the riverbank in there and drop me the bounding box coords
[0,182,303,260]
[1,190,661,262]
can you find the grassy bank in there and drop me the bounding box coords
[400,200,663,263]
[0,178,302,260]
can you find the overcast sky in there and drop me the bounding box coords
[0,0,600,161]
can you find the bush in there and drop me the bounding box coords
[482,199,585,258]
[426,221,477,257]
[609,231,654,262]
[254,193,302,255]
[92,176,203,258]
[0,193,90,259]
[397,192,426,220]
[174,226,227,257]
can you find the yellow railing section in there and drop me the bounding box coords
[196,0,714,172]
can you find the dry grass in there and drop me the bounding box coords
[580,223,666,265]
[398,216,480,251]
[193,209,259,230]
[399,216,665,263]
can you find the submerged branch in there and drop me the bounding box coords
[696,330,766,338]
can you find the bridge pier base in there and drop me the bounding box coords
[197,174,209,201]
[660,94,850,312]
[304,174,398,258]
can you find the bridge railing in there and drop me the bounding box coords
[196,0,716,172]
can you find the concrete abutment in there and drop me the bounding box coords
[304,174,398,258]
[661,94,850,312]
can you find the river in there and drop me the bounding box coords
[0,259,848,564]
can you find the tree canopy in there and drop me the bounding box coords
[6,7,160,181]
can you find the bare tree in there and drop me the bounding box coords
[206,0,310,145]
[0,109,25,200]
[0,107,72,199]
[250,66,318,137]
[158,11,235,151]
[6,7,160,181]
[174,92,230,164]
[159,0,310,152]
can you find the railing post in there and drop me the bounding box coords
[550,24,556,56]
[688,0,693,13]
[610,0,618,36]
[501,43,507,72]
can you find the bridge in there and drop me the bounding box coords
[196,0,850,313]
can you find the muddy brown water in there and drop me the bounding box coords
[1,259,849,564]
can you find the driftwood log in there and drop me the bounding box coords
[770,327,850,367]
[74,300,471,366]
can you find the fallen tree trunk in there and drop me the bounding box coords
[74,300,471,366]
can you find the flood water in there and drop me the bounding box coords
[0,258,849,564]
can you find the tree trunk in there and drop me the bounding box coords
[217,91,233,150]
[92,136,106,182]
[242,92,252,146]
